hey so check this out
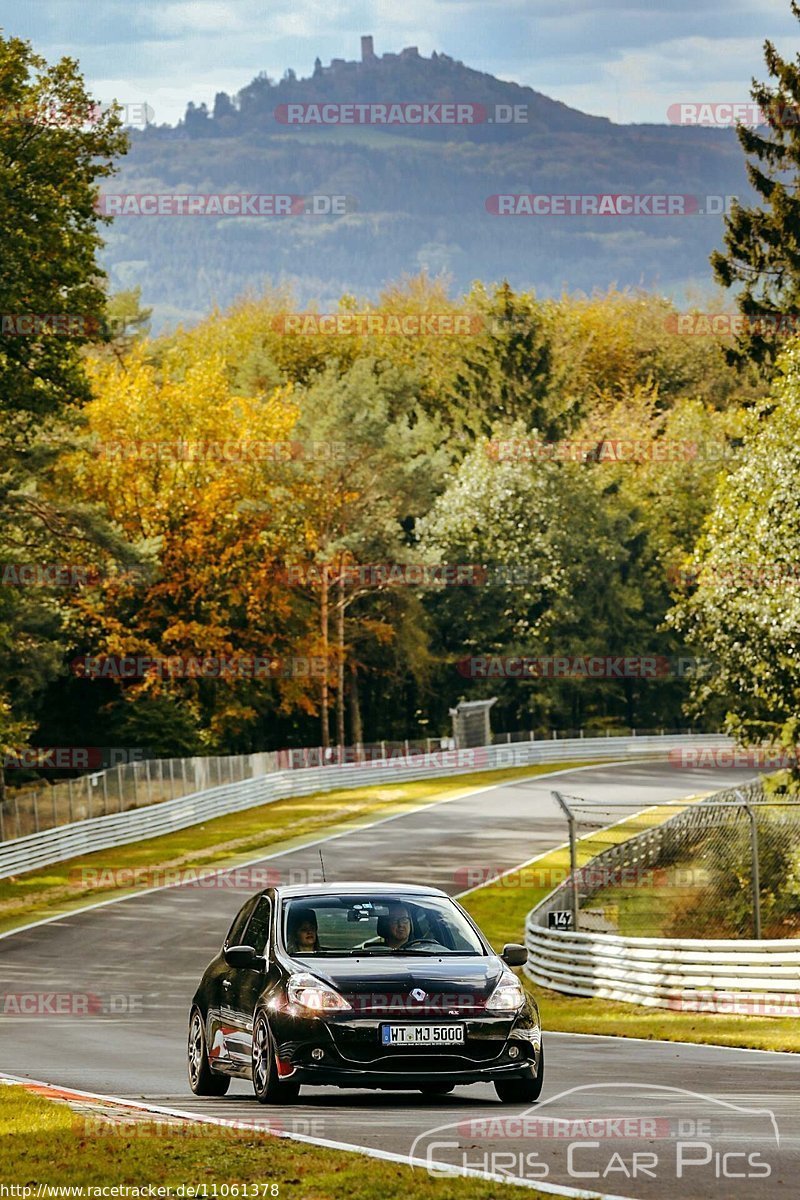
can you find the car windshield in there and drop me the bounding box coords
[282,894,486,957]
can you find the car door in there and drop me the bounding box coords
[222,894,275,1070]
[206,894,259,1070]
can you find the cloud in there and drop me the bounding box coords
[148,2,249,35]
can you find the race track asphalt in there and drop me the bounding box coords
[2,760,797,1200]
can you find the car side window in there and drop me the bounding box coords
[244,897,272,956]
[225,897,257,947]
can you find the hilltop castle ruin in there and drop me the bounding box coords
[319,36,456,74]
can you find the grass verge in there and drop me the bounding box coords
[459,799,800,1053]
[575,855,709,937]
[0,1084,548,1199]
[511,988,800,1052]
[0,760,595,937]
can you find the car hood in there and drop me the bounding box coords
[292,955,508,1012]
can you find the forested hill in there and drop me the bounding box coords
[181,41,612,141]
[106,40,753,329]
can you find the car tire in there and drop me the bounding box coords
[188,1009,230,1096]
[494,1042,544,1104]
[251,1010,301,1105]
[419,1083,455,1096]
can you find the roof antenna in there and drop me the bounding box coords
[318,847,327,883]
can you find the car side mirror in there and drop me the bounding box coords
[501,943,527,967]
[224,944,261,969]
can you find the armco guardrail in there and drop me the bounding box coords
[523,926,800,1015]
[0,733,732,880]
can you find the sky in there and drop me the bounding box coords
[1,0,797,127]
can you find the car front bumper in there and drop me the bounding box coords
[270,1008,542,1087]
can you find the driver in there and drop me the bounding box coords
[381,902,412,947]
[360,902,413,950]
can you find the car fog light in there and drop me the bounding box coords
[508,1045,520,1059]
[311,1048,324,1060]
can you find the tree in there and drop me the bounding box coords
[444,282,568,439]
[271,358,447,747]
[184,101,210,135]
[669,342,800,758]
[0,36,128,785]
[417,431,638,731]
[66,345,309,754]
[92,287,152,361]
[213,92,236,122]
[711,1,800,370]
[0,37,127,420]
[546,289,764,412]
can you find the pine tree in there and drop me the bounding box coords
[711,0,800,370]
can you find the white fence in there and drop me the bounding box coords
[0,732,731,880]
[524,926,800,1015]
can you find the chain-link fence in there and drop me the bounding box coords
[0,754,276,842]
[0,738,457,841]
[538,781,800,940]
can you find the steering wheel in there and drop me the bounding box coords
[400,938,447,950]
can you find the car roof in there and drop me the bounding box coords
[273,882,448,899]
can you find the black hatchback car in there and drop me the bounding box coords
[188,882,543,1105]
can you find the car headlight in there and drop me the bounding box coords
[287,973,352,1013]
[486,976,525,1012]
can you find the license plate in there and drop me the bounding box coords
[381,1023,465,1046]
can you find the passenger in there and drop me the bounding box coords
[287,907,320,954]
